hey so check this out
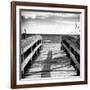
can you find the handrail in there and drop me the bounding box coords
[62,43,80,70]
[21,43,42,71]
[61,35,80,73]
[66,39,80,55]
[21,35,42,54]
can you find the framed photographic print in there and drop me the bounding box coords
[11,1,88,89]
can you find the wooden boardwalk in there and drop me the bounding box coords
[23,43,77,79]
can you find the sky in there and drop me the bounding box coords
[21,10,81,34]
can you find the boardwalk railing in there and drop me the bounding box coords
[61,35,80,75]
[21,35,42,78]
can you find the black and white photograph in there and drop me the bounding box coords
[11,2,87,88]
[20,10,80,80]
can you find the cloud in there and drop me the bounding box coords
[21,11,80,21]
